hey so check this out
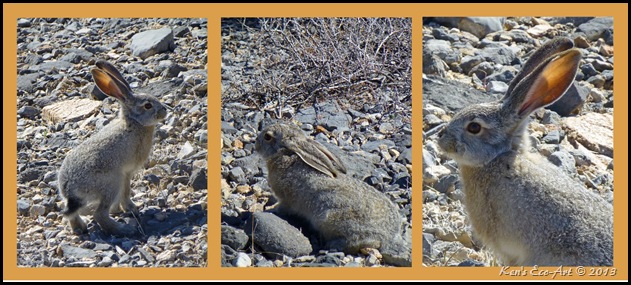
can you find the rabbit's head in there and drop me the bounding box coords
[91,60,167,127]
[438,38,581,167]
[255,123,347,178]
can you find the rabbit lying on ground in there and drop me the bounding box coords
[255,122,410,265]
[437,37,613,266]
[59,60,167,237]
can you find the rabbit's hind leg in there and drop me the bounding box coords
[62,195,88,234]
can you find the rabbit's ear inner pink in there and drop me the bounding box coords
[517,49,581,116]
[505,37,574,97]
[288,140,347,178]
[95,60,133,94]
[91,68,128,102]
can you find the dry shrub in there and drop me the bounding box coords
[222,18,411,119]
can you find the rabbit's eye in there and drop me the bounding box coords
[144,103,153,109]
[467,122,481,134]
[263,133,273,141]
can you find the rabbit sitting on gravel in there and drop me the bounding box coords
[255,122,410,265]
[437,37,613,266]
[58,60,168,237]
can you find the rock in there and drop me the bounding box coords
[228,167,246,184]
[156,250,176,262]
[479,43,516,66]
[587,75,605,89]
[177,141,196,159]
[221,225,249,251]
[486,66,517,84]
[432,28,459,42]
[547,82,588,116]
[59,48,93,64]
[432,17,505,38]
[17,199,31,216]
[129,28,175,59]
[17,73,39,93]
[60,244,97,259]
[18,167,44,183]
[424,39,453,59]
[173,26,190,37]
[577,17,613,41]
[18,19,32,27]
[573,36,591,48]
[581,63,599,78]
[459,260,486,267]
[295,101,350,131]
[542,130,561,144]
[42,98,102,124]
[563,113,613,158]
[526,24,552,37]
[589,89,606,103]
[381,242,412,267]
[29,204,46,217]
[189,167,207,190]
[434,174,459,194]
[33,61,74,72]
[423,76,500,113]
[508,29,532,43]
[459,55,484,75]
[423,54,448,77]
[548,151,577,175]
[233,253,252,267]
[397,147,412,165]
[191,28,207,39]
[18,106,40,119]
[486,81,508,94]
[360,139,395,153]
[469,61,495,80]
[244,212,313,258]
[591,60,613,72]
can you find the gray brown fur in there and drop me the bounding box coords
[58,60,167,236]
[437,37,613,266]
[255,123,406,255]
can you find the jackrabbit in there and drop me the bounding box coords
[58,60,168,236]
[437,37,613,266]
[255,122,408,258]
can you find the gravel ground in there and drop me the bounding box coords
[16,18,208,267]
[220,18,413,267]
[421,17,614,266]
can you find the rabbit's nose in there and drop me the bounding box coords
[158,108,167,120]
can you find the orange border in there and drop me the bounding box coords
[3,3,628,281]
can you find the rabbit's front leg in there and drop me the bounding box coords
[120,171,139,215]
[95,186,138,236]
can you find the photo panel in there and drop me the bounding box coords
[421,17,614,267]
[16,17,208,268]
[220,17,413,267]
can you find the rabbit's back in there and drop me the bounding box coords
[266,152,402,253]
[460,151,613,266]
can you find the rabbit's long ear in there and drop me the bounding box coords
[286,139,347,178]
[95,60,133,94]
[503,48,581,117]
[91,68,131,102]
[505,37,574,97]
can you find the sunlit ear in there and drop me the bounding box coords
[517,49,581,116]
[91,68,127,101]
[95,60,132,93]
